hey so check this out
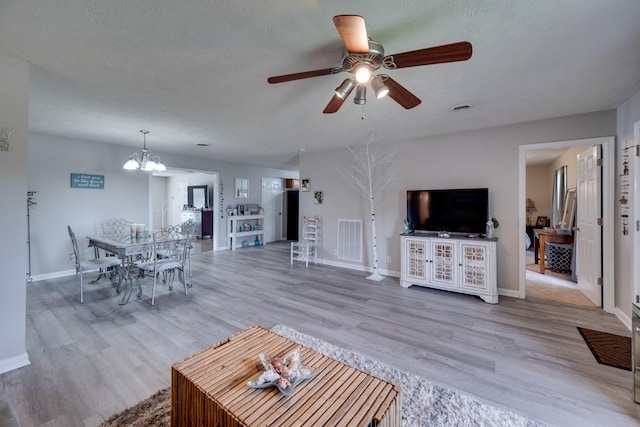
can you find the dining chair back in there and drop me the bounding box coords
[68,225,121,303]
[135,225,193,305]
[180,219,196,278]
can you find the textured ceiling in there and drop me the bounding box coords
[1,0,640,170]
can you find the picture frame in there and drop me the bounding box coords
[314,191,323,204]
[301,179,310,192]
[536,216,549,227]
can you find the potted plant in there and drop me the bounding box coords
[486,215,499,238]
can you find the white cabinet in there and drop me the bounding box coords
[400,235,498,303]
[227,215,265,251]
[181,210,202,239]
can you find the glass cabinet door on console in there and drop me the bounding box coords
[430,239,458,288]
[402,238,428,283]
[459,242,492,293]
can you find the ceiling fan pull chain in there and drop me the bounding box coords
[361,105,366,120]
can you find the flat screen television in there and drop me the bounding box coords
[406,188,488,234]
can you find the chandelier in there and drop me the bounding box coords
[123,130,166,171]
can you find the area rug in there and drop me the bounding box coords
[101,324,542,427]
[577,327,632,371]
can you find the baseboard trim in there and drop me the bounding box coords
[0,352,30,375]
[615,307,632,331]
[30,269,75,282]
[499,288,521,298]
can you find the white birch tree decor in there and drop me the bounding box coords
[340,135,400,281]
[154,196,168,228]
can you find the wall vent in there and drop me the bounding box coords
[337,219,362,262]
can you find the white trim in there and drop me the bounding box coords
[615,306,632,331]
[0,352,30,375]
[634,121,640,307]
[519,136,615,314]
[30,269,76,282]
[499,288,521,298]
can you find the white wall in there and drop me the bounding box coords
[28,133,150,277]
[526,165,552,221]
[300,110,617,295]
[0,54,30,374]
[616,89,640,318]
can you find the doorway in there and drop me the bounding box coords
[150,169,220,252]
[261,178,284,243]
[519,136,615,314]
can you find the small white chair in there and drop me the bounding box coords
[68,226,121,303]
[291,216,319,267]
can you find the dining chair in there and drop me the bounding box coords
[68,226,121,303]
[180,219,196,280]
[135,225,192,305]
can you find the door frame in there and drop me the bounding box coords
[518,136,615,314]
[634,120,640,304]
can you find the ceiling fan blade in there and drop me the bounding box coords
[323,93,347,114]
[384,76,421,109]
[389,41,472,69]
[268,67,342,84]
[333,15,369,54]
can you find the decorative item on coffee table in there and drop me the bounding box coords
[247,350,318,397]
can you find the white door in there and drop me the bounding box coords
[261,178,284,243]
[577,145,602,306]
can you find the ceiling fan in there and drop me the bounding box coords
[267,15,473,114]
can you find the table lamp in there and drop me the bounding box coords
[526,198,536,225]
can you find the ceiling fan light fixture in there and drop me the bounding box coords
[371,76,389,98]
[335,79,355,99]
[354,85,367,105]
[355,65,371,84]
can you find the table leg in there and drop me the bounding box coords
[539,235,546,274]
[116,257,135,305]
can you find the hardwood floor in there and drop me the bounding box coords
[1,242,637,426]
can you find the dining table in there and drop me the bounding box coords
[87,232,188,304]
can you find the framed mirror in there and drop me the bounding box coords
[235,178,248,198]
[188,185,208,209]
[559,187,576,230]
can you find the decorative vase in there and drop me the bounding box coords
[254,236,261,246]
[486,215,494,239]
[486,225,494,239]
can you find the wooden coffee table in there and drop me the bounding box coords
[171,326,401,426]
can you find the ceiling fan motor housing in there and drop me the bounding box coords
[341,40,385,75]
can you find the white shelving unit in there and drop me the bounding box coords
[227,215,265,251]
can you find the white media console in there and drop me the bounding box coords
[400,233,498,304]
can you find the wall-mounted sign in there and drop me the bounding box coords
[70,173,105,189]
